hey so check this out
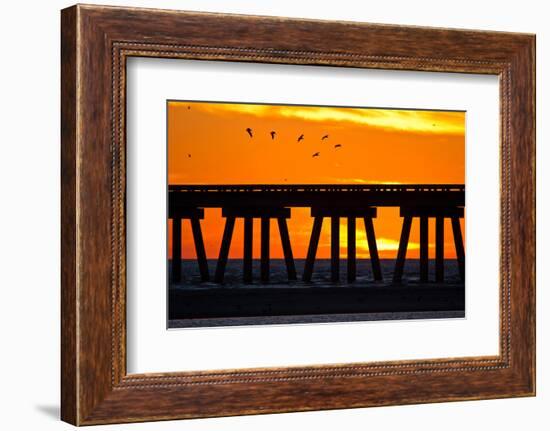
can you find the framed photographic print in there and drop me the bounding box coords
[61,4,535,425]
[165,100,466,328]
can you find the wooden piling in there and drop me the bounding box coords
[277,217,297,281]
[303,216,323,282]
[214,216,235,283]
[435,216,444,282]
[347,217,356,282]
[243,217,253,283]
[420,216,429,282]
[172,217,182,283]
[190,217,210,282]
[261,217,270,283]
[393,215,412,283]
[331,216,340,282]
[451,217,465,281]
[364,217,382,281]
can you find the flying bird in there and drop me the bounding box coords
[187,153,192,158]
[246,128,253,138]
[270,131,276,140]
[321,134,329,140]
[334,144,342,149]
[312,152,320,158]
[297,134,304,142]
[187,106,191,110]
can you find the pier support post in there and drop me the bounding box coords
[243,217,253,284]
[394,207,464,283]
[347,217,356,282]
[168,208,208,284]
[419,216,429,282]
[451,217,465,281]
[331,216,340,282]
[214,216,235,283]
[435,216,444,282]
[278,217,297,281]
[393,216,412,283]
[190,217,209,282]
[364,216,382,281]
[307,207,379,283]
[216,207,292,284]
[261,217,270,283]
[303,216,323,282]
[171,217,182,283]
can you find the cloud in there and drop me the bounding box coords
[333,178,402,185]
[277,106,464,135]
[174,101,465,136]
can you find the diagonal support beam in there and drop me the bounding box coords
[364,216,382,281]
[303,216,323,282]
[451,217,465,281]
[393,215,413,283]
[214,216,235,283]
[277,217,297,281]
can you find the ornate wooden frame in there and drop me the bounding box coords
[61,4,535,425]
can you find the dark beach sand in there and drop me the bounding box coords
[168,259,465,328]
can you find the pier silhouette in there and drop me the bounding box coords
[168,184,465,285]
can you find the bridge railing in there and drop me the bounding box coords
[168,184,465,193]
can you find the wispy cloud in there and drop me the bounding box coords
[333,178,402,185]
[175,102,464,135]
[277,106,463,135]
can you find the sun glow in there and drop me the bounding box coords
[335,229,420,259]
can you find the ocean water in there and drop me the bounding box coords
[168,259,464,327]
[169,258,463,289]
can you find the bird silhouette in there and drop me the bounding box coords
[187,106,191,110]
[312,152,320,158]
[246,128,253,138]
[270,131,276,140]
[187,153,192,158]
[297,134,304,142]
[321,134,329,140]
[334,144,342,149]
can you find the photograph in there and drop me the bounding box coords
[167,100,466,327]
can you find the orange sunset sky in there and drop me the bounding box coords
[168,101,465,260]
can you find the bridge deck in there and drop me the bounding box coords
[168,184,465,208]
